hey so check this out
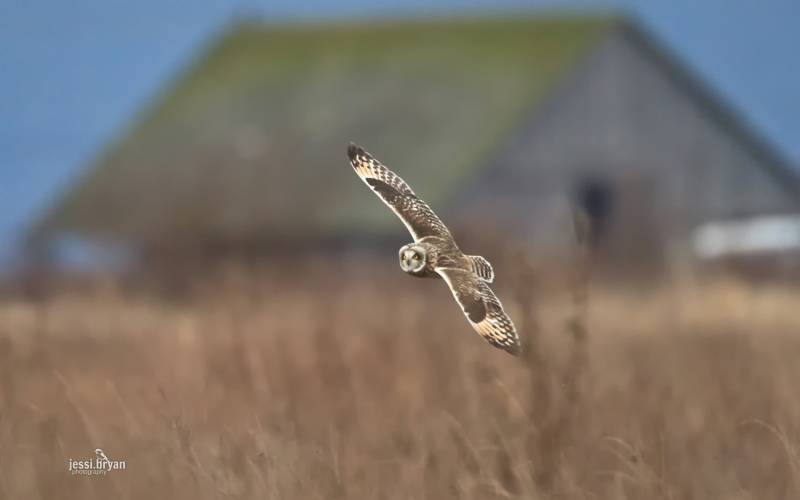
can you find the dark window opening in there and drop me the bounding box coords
[574,176,615,246]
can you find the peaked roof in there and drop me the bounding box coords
[31,15,614,249]
[617,21,800,201]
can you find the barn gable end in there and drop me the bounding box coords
[451,20,799,265]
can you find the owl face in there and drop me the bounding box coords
[399,244,427,273]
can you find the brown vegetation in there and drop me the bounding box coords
[1,262,799,499]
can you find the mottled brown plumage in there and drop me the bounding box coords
[348,143,521,356]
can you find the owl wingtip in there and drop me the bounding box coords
[347,142,366,161]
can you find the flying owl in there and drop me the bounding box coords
[347,143,521,356]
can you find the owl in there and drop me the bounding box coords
[348,143,521,356]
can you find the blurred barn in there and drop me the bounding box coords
[27,15,800,275]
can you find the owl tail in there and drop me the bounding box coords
[468,255,494,283]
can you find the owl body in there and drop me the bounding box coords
[399,236,465,278]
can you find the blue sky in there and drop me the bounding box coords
[1,0,798,264]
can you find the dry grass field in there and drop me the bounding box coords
[1,260,799,499]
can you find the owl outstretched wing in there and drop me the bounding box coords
[348,143,452,242]
[435,267,521,356]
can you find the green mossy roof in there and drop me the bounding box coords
[36,16,615,247]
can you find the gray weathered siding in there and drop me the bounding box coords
[452,25,798,261]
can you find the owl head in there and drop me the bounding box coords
[399,244,427,273]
